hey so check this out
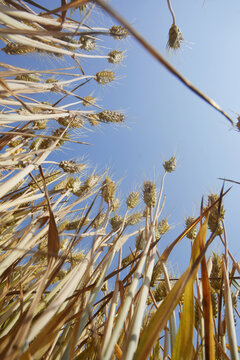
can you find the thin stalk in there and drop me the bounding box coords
[0,131,90,145]
[166,0,176,24]
[103,226,154,360]
[153,171,166,225]
[221,223,238,360]
[62,245,117,360]
[101,249,122,354]
[222,261,238,360]
[163,326,169,360]
[121,244,156,360]
[0,192,45,212]
[196,278,205,360]
[157,250,177,354]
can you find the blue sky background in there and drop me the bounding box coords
[1,0,240,303]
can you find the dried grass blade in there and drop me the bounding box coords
[231,278,240,291]
[0,193,45,212]
[0,131,90,146]
[226,344,240,353]
[200,229,215,359]
[101,250,122,354]
[0,220,48,277]
[61,0,67,25]
[172,217,208,360]
[161,188,231,262]
[133,268,190,360]
[0,78,32,113]
[114,344,123,359]
[45,0,89,15]
[19,0,49,12]
[62,247,117,360]
[103,228,153,360]
[134,222,215,360]
[121,246,156,360]
[2,268,51,360]
[0,4,61,27]
[21,302,73,359]
[39,166,59,266]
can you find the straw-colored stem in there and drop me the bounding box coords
[101,249,122,354]
[103,227,154,360]
[166,0,176,24]
[121,244,156,360]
